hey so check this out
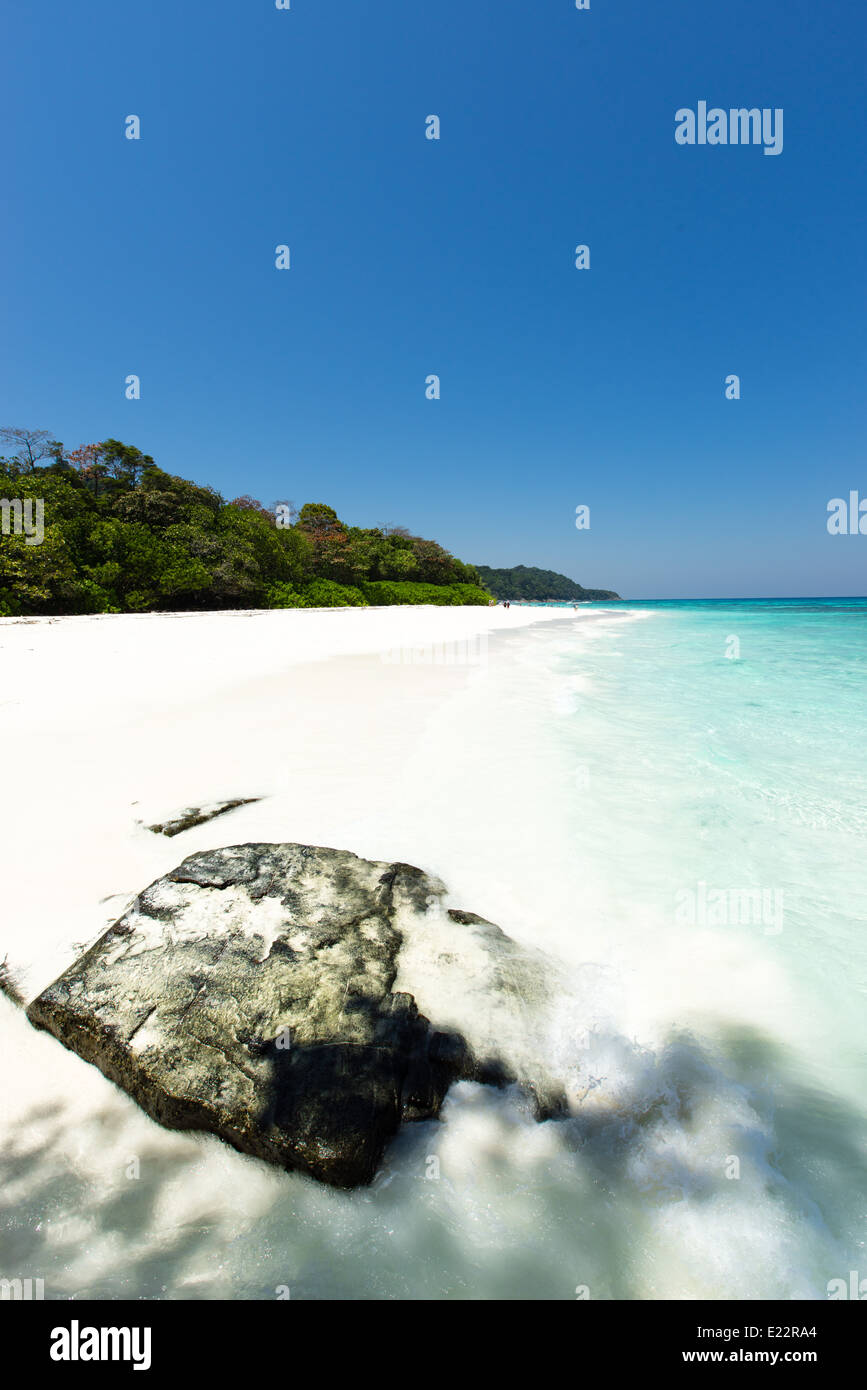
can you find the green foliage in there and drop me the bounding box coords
[266,582,306,609]
[300,578,368,608]
[473,564,619,602]
[0,435,492,615]
[361,580,492,606]
[297,503,341,531]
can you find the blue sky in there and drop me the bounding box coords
[2,0,865,598]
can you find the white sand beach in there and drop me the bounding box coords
[1,601,620,1302]
[1,601,858,1302]
[0,603,574,994]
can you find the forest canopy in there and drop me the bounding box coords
[0,430,491,616]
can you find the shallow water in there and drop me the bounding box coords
[2,600,865,1299]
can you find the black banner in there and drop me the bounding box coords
[8,1297,862,1375]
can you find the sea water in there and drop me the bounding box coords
[2,600,865,1300]
[471,597,867,1300]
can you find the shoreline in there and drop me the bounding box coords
[0,603,575,725]
[1,603,597,996]
[1,598,862,1301]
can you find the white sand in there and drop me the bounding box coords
[1,600,619,1302]
[0,603,572,995]
[0,603,839,1302]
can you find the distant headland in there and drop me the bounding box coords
[474,564,620,603]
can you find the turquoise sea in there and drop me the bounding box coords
[283,594,867,1300]
[474,595,867,1298]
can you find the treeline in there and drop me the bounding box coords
[473,564,619,602]
[0,429,491,616]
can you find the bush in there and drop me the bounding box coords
[361,580,491,606]
[266,582,306,609]
[446,583,494,606]
[300,578,367,608]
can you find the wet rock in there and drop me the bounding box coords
[26,844,564,1187]
[145,798,261,837]
[0,955,25,1007]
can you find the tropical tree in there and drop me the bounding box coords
[0,426,59,475]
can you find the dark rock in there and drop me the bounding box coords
[0,955,24,1007]
[26,843,566,1188]
[145,799,261,837]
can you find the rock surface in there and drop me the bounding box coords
[26,844,561,1187]
[145,798,261,837]
[0,955,25,1006]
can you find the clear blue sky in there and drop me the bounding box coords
[2,0,865,598]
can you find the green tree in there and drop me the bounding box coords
[0,426,59,476]
[0,432,495,615]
